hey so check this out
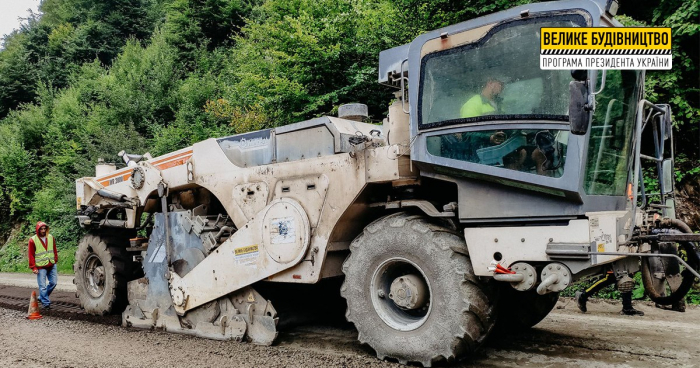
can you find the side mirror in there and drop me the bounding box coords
[571,70,588,82]
[569,81,589,135]
[662,158,674,194]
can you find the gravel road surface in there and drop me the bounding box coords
[1,291,698,368]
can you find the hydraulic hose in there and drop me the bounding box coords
[640,220,700,305]
[665,218,693,234]
[214,226,235,242]
[97,189,128,202]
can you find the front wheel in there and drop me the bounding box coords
[73,234,131,315]
[341,213,497,366]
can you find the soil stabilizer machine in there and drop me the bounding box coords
[74,0,699,365]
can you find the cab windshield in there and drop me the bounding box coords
[419,16,585,129]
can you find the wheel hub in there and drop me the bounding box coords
[389,274,428,310]
[84,254,106,298]
[370,258,432,331]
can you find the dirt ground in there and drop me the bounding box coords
[1,294,698,368]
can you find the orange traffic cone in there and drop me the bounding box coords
[27,290,43,320]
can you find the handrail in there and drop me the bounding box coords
[399,59,409,114]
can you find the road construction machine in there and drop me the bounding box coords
[74,0,700,365]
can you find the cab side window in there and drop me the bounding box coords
[427,129,569,178]
[584,70,640,195]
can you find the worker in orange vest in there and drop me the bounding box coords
[28,221,58,309]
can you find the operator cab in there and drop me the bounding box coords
[379,0,642,223]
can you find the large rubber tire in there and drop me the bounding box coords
[641,240,700,305]
[73,234,130,315]
[495,286,558,332]
[341,213,497,366]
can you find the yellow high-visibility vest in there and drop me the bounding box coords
[460,94,496,118]
[31,234,55,267]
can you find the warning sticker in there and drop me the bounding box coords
[590,218,599,228]
[270,217,295,244]
[234,244,259,265]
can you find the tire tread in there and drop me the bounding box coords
[73,232,134,315]
[341,212,496,366]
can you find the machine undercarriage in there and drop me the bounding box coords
[123,211,279,344]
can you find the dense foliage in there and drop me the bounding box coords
[0,0,697,285]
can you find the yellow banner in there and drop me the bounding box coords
[540,27,671,51]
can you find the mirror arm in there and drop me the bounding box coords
[591,70,607,95]
[584,70,607,113]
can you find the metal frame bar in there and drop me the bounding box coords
[591,252,700,279]
[400,59,409,114]
[635,233,700,242]
[630,99,671,237]
[591,69,607,95]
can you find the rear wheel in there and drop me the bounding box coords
[641,240,700,305]
[341,212,497,366]
[74,234,131,315]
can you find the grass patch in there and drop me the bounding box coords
[0,238,28,273]
[57,247,76,274]
[562,272,700,305]
[0,223,76,275]
[0,242,76,275]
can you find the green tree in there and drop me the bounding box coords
[0,0,698,277]
[164,0,259,66]
[0,32,39,117]
[619,0,699,159]
[0,0,161,118]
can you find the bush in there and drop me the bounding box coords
[0,236,29,273]
[0,124,38,215]
[0,221,77,275]
[57,247,76,274]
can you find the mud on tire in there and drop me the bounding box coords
[74,234,131,315]
[341,212,497,366]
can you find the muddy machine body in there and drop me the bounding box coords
[75,0,699,365]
